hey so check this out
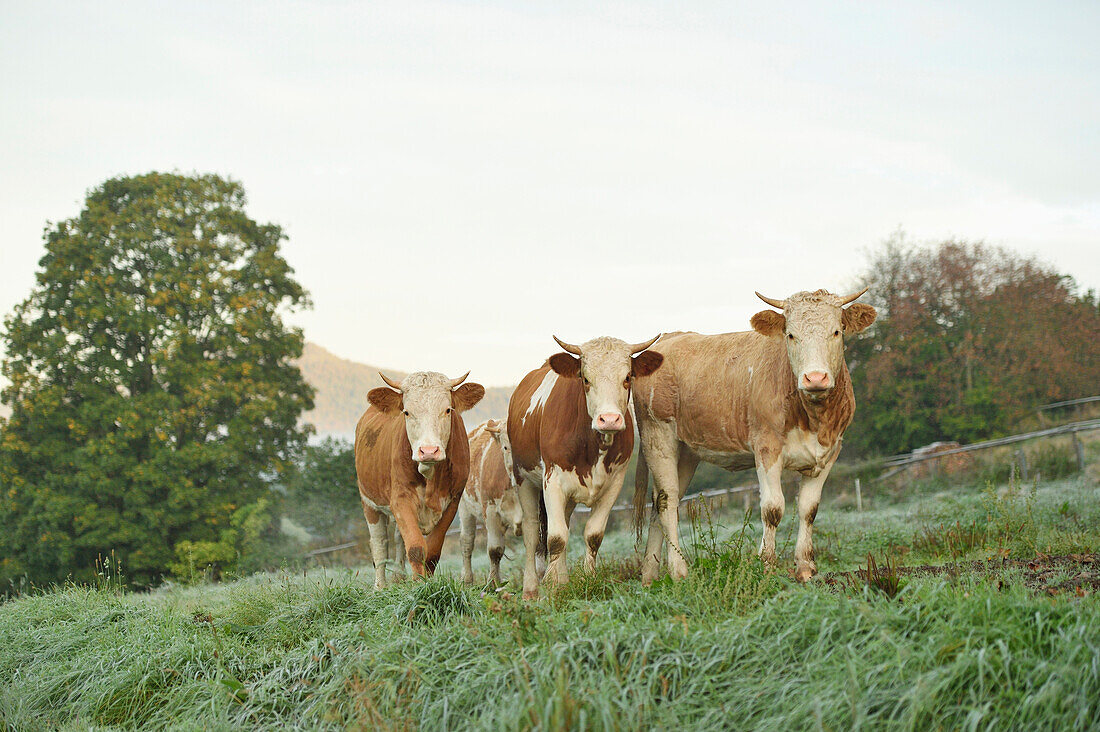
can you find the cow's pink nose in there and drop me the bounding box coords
[802,371,830,390]
[417,445,442,461]
[596,413,625,432]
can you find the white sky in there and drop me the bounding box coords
[2,1,1098,386]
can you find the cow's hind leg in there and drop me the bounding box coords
[794,461,834,582]
[393,528,406,578]
[755,452,785,567]
[364,508,389,590]
[459,501,477,584]
[485,502,506,586]
[518,477,543,600]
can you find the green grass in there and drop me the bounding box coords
[3,476,1100,730]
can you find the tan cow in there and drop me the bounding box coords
[459,418,523,586]
[632,289,876,583]
[509,335,664,599]
[355,370,485,588]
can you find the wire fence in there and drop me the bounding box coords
[304,409,1100,557]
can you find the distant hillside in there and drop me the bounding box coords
[295,342,512,440]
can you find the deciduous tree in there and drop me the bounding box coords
[0,172,314,587]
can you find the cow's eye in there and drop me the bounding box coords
[582,376,590,386]
[402,410,410,417]
[833,330,840,337]
[445,408,452,415]
[623,378,631,389]
[787,333,794,340]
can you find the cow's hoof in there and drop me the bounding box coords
[795,563,817,583]
[522,589,539,601]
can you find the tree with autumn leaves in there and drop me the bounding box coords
[0,173,314,588]
[844,234,1100,457]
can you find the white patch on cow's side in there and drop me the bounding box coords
[782,427,841,476]
[524,371,558,422]
[747,366,753,384]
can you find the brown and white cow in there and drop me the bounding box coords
[459,418,524,586]
[355,370,485,588]
[632,288,876,583]
[509,335,664,599]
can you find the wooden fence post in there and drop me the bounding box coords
[855,478,863,512]
[1015,448,1029,481]
[1073,432,1086,473]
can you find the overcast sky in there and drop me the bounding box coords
[2,1,1098,385]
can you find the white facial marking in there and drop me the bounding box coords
[397,371,456,463]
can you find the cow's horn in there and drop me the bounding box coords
[449,371,471,389]
[629,334,662,354]
[838,287,869,306]
[755,292,786,309]
[379,372,403,392]
[552,335,583,356]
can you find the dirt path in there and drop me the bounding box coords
[822,553,1099,595]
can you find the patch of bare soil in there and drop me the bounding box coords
[822,553,1099,596]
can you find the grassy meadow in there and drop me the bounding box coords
[2,471,1100,730]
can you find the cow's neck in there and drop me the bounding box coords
[793,363,851,436]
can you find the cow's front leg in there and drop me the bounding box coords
[518,477,542,600]
[755,451,785,567]
[364,506,389,590]
[542,469,573,585]
[795,460,834,582]
[391,498,428,578]
[640,428,688,583]
[583,471,624,573]
[458,500,477,584]
[424,495,461,575]
[485,502,506,586]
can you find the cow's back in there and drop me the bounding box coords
[633,330,795,457]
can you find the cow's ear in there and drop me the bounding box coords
[751,310,785,337]
[631,350,664,377]
[842,303,877,334]
[548,352,581,378]
[368,387,402,413]
[452,382,485,413]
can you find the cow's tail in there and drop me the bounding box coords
[537,489,548,564]
[633,446,650,545]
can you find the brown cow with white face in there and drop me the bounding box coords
[509,335,664,599]
[632,289,876,583]
[355,370,484,588]
[459,418,524,586]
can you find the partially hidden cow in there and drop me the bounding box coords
[632,288,876,583]
[459,418,524,585]
[509,335,664,599]
[355,370,485,588]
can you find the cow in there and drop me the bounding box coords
[509,335,664,599]
[459,418,524,586]
[355,370,485,589]
[632,288,876,584]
